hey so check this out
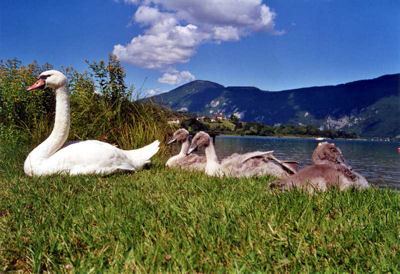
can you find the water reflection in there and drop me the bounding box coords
[214,136,400,187]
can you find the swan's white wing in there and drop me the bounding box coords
[126,140,160,168]
[40,140,133,175]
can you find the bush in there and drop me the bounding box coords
[0,56,172,154]
[0,59,54,129]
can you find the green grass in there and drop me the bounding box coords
[0,137,399,272]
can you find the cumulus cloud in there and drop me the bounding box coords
[113,0,280,84]
[146,89,158,96]
[213,26,240,41]
[158,70,195,85]
[146,88,167,96]
[113,11,209,70]
[151,0,277,32]
[114,0,139,3]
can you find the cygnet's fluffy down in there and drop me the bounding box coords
[166,129,206,171]
[188,131,298,178]
[220,151,298,178]
[271,142,370,192]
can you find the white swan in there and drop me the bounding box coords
[187,131,298,178]
[24,70,160,176]
[165,128,206,171]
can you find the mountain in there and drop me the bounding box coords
[150,74,400,138]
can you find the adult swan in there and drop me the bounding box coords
[24,70,160,176]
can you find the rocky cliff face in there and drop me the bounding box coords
[150,74,400,138]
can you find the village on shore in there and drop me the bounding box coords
[167,111,362,140]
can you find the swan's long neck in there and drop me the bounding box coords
[165,138,190,166]
[35,85,70,158]
[204,141,221,175]
[179,138,190,156]
[205,142,218,163]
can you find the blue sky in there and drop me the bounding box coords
[1,0,399,96]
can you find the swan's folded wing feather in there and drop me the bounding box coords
[126,140,160,168]
[240,151,274,163]
[47,140,136,175]
[266,153,299,174]
[179,154,206,170]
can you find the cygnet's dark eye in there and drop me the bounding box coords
[39,75,51,80]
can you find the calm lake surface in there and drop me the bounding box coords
[213,136,400,188]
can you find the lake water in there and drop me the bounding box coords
[213,136,400,188]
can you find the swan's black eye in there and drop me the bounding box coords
[39,75,50,80]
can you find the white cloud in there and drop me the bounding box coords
[146,88,167,96]
[146,89,158,96]
[158,70,195,85]
[113,19,208,70]
[152,0,276,32]
[213,26,240,41]
[114,0,139,3]
[113,0,280,84]
[134,6,173,26]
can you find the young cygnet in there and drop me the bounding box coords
[187,131,298,178]
[271,142,370,192]
[166,129,206,171]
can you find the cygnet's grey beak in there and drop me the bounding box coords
[187,144,197,155]
[341,159,352,170]
[337,154,352,170]
[167,138,177,145]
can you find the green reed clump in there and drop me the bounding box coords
[0,56,173,155]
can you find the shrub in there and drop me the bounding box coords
[0,56,172,154]
[0,59,54,129]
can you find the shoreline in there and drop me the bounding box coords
[216,134,397,143]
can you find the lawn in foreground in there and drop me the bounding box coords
[0,144,399,272]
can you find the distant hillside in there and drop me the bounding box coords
[150,74,400,138]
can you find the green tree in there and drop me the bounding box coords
[181,118,208,133]
[229,114,240,123]
[260,125,274,136]
[86,54,133,103]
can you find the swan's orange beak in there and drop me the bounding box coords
[27,78,46,91]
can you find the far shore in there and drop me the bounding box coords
[215,134,398,143]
